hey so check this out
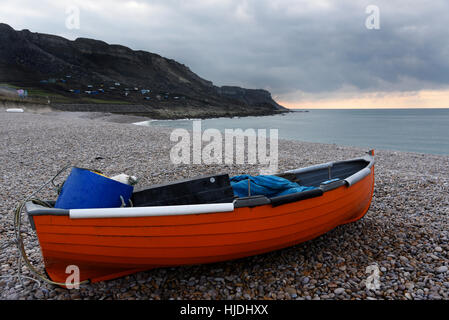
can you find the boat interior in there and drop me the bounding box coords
[25,154,374,220]
[237,156,373,208]
[280,159,369,187]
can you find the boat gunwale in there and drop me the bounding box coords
[25,152,374,219]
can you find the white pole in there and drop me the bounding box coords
[69,202,235,219]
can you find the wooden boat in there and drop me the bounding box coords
[24,151,375,285]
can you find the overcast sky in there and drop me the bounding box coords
[1,0,449,108]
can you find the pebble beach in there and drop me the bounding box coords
[0,111,448,300]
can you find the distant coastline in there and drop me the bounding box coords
[0,99,290,120]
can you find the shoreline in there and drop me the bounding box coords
[0,101,291,121]
[3,108,449,157]
[105,110,449,158]
[0,99,290,120]
[12,109,449,157]
[0,111,448,300]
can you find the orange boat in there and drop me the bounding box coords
[23,151,374,285]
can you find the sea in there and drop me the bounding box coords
[136,109,449,155]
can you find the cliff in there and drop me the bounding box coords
[0,23,287,118]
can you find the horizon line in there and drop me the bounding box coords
[284,107,449,110]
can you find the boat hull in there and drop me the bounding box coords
[32,166,374,284]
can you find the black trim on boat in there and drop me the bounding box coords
[319,179,347,192]
[234,195,271,208]
[25,201,69,216]
[270,188,324,207]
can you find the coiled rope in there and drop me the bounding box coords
[13,165,89,287]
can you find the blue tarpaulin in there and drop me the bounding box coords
[230,175,316,198]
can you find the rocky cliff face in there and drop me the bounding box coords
[0,23,286,118]
[216,86,283,108]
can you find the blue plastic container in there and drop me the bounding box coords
[54,167,134,209]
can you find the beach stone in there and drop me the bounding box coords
[334,288,345,295]
[428,293,442,300]
[285,287,297,296]
[436,266,448,273]
[405,282,415,290]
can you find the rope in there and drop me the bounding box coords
[13,165,89,287]
[0,273,41,288]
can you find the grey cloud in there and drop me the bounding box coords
[1,0,448,101]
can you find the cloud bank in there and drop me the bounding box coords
[1,0,448,107]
